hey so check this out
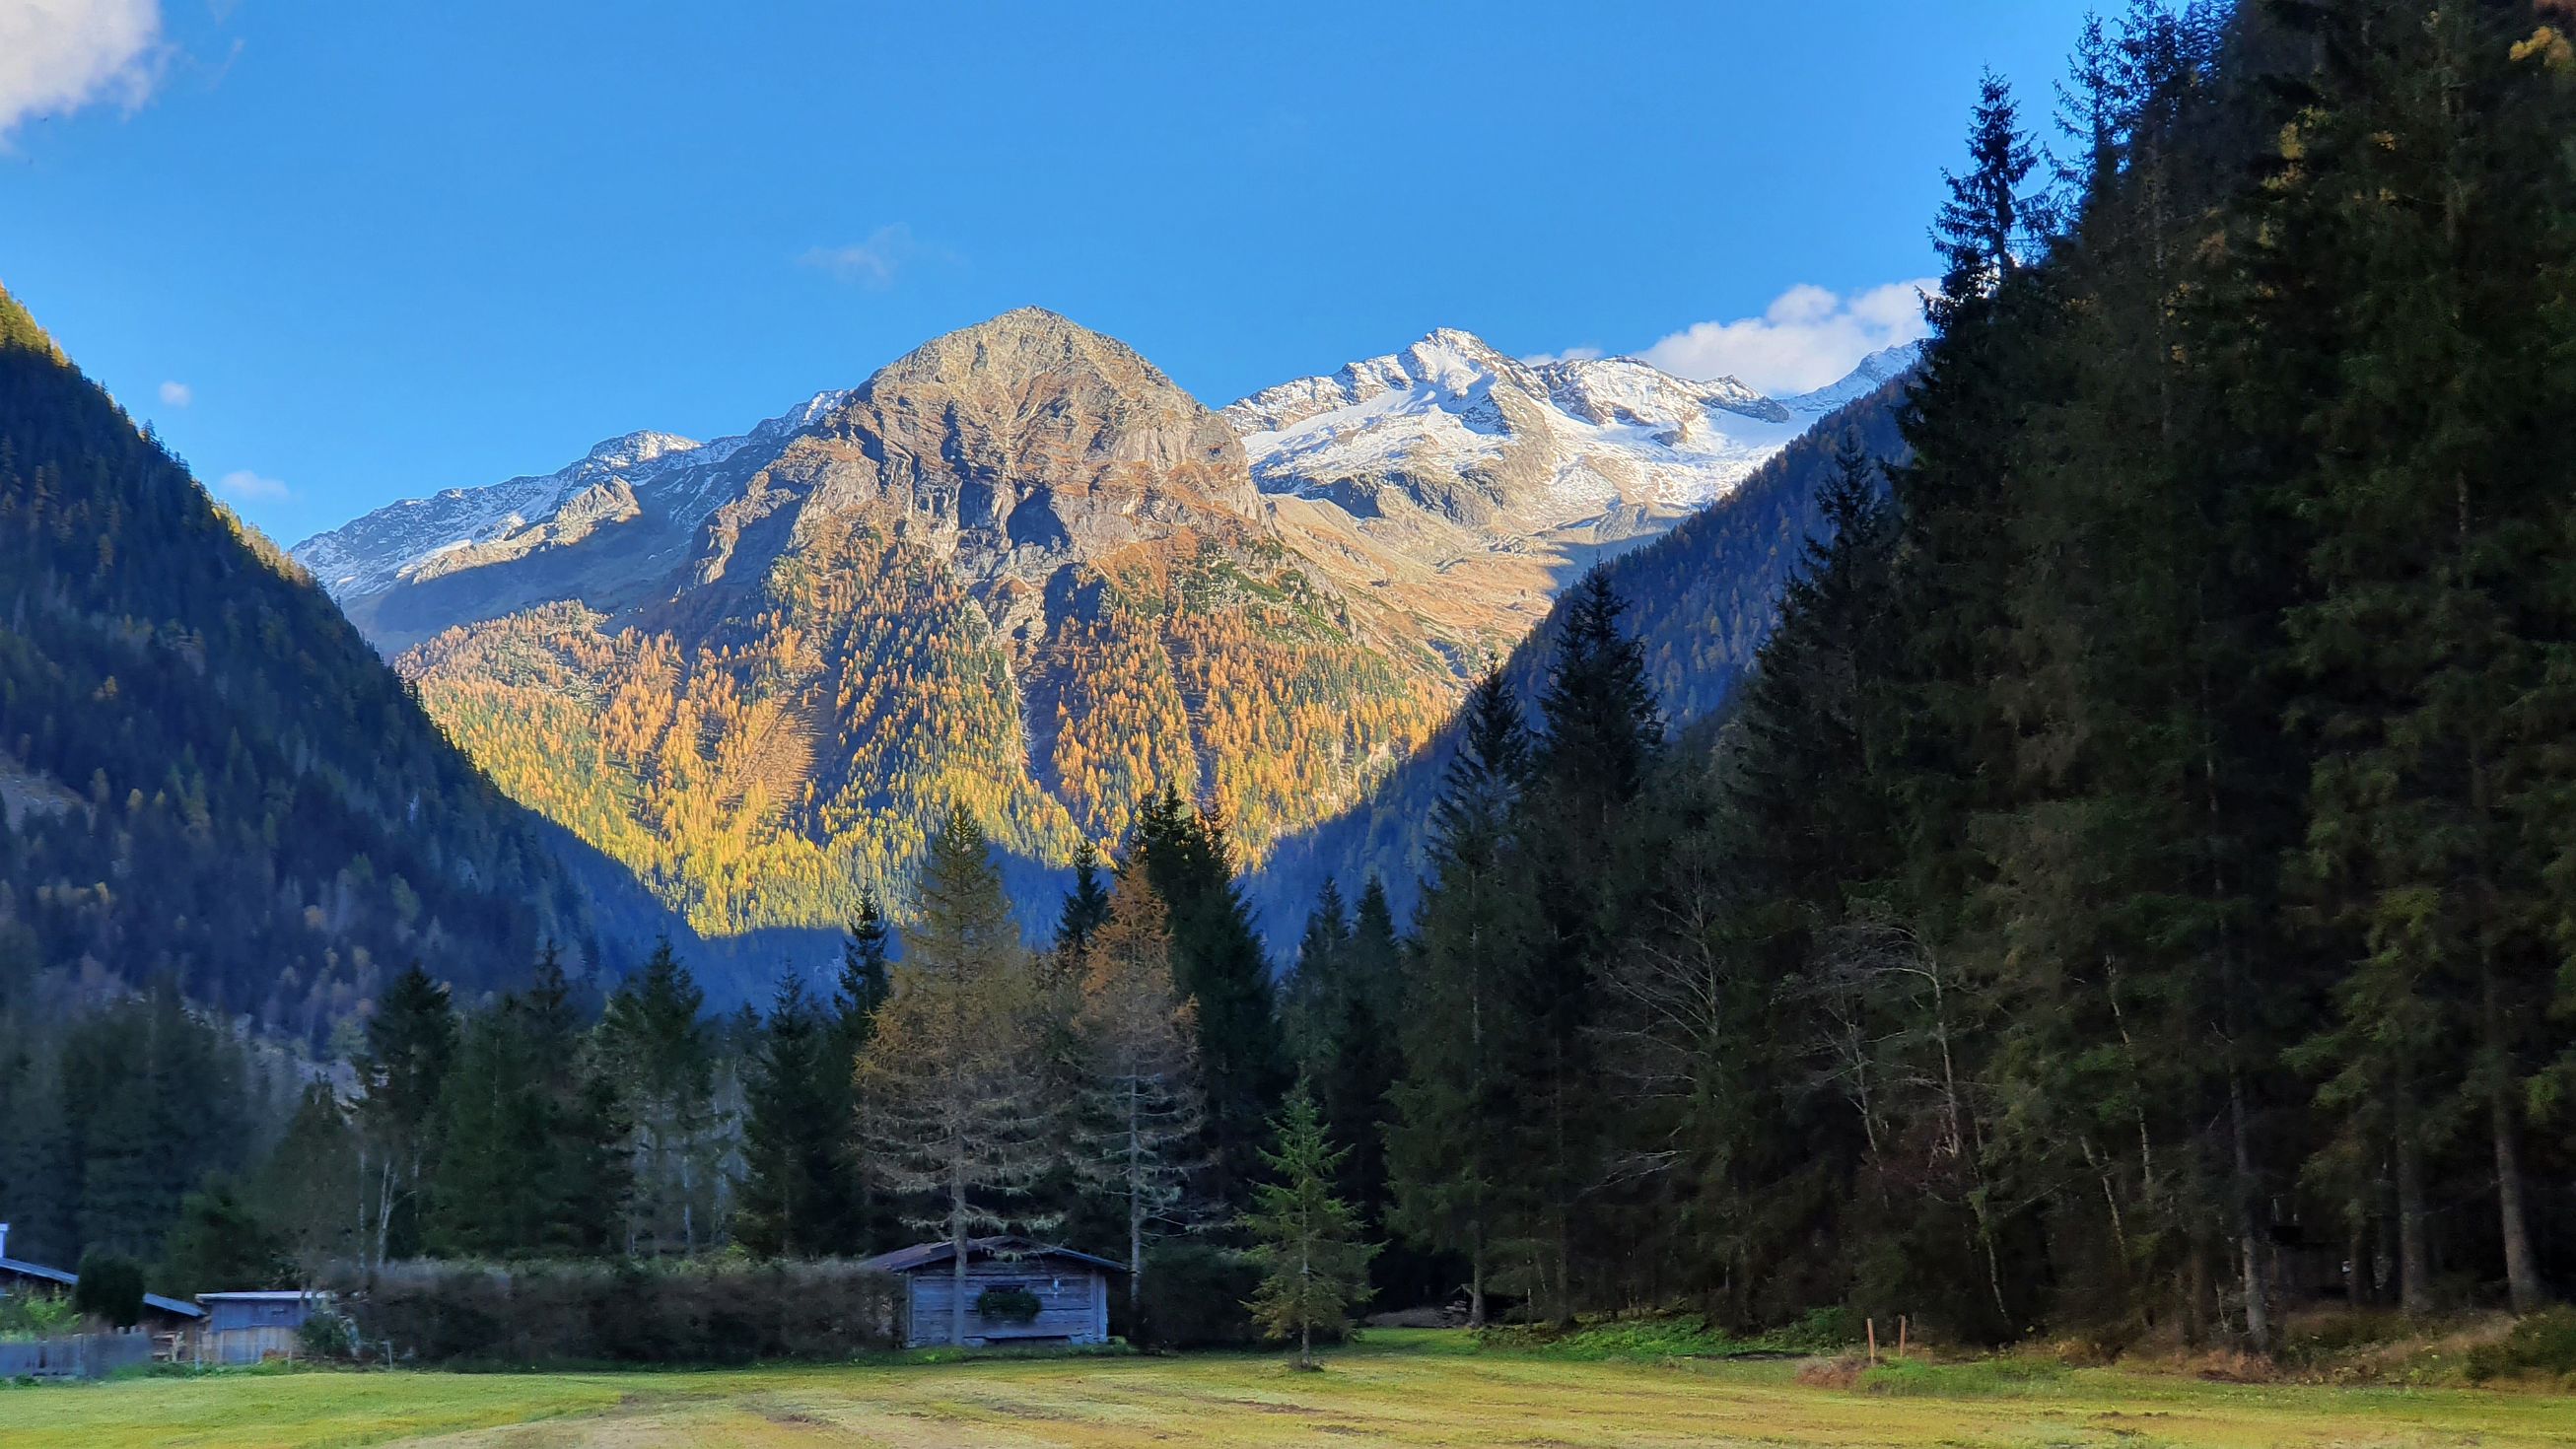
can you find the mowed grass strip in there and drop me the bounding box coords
[8,1333,2575,1449]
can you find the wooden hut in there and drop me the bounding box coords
[196,1290,327,1364]
[859,1236,1121,1348]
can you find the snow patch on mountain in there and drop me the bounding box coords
[1223,328,1814,519]
[293,392,853,597]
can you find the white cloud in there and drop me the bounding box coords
[1637,280,1935,396]
[1521,346,1604,366]
[0,1,166,140]
[216,468,287,502]
[157,379,190,407]
[800,224,939,289]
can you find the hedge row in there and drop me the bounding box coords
[336,1259,904,1364]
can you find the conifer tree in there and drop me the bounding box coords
[1389,666,1529,1327]
[357,963,455,1269]
[1285,878,1351,1078]
[1132,785,1287,1208]
[598,940,720,1255]
[857,805,1059,1345]
[737,976,854,1258]
[1071,873,1205,1309]
[1055,839,1114,956]
[1242,1085,1377,1369]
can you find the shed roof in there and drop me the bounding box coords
[0,1256,205,1319]
[197,1290,324,1302]
[858,1236,1126,1276]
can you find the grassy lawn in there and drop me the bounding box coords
[7,1331,2572,1449]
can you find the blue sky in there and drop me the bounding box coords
[0,2,2086,543]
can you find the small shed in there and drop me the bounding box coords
[197,1290,327,1365]
[859,1236,1121,1348]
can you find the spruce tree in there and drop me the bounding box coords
[1388,666,1529,1326]
[357,963,455,1269]
[597,940,719,1255]
[1132,785,1288,1209]
[737,976,854,1258]
[1242,1085,1377,1369]
[1055,839,1114,956]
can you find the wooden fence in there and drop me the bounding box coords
[0,1329,153,1380]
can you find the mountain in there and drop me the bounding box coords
[1230,329,1813,667]
[295,310,1891,951]
[0,284,636,1040]
[299,310,1456,941]
[1245,369,1915,937]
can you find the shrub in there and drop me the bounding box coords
[297,1307,359,1360]
[338,1258,904,1366]
[2465,1307,2576,1384]
[976,1285,1042,1324]
[1129,1243,1261,1350]
[70,1253,145,1329]
[0,1292,80,1341]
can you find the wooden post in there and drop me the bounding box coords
[1898,1314,1908,1358]
[1866,1317,1877,1365]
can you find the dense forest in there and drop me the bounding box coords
[9,0,2576,1362]
[1356,0,2576,1344]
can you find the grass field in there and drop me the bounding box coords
[7,1331,2573,1449]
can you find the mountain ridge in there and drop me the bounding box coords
[289,310,1898,955]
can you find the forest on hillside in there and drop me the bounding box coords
[9,0,2576,1364]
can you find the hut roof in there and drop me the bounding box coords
[858,1235,1126,1276]
[0,1256,204,1320]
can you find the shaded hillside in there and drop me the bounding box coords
[1247,375,1912,938]
[0,285,638,1037]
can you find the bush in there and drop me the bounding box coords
[0,1292,80,1341]
[1128,1243,1261,1350]
[70,1253,145,1329]
[2465,1307,2576,1384]
[975,1285,1042,1324]
[338,1259,904,1366]
[297,1307,359,1360]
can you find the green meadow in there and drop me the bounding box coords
[8,1332,2573,1449]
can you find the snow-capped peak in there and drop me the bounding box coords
[292,393,856,600]
[1782,340,1922,416]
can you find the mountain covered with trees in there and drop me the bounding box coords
[0,282,664,1269]
[0,284,624,1031]
[296,310,1882,946]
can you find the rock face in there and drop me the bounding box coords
[1226,328,1811,667]
[294,309,1883,934]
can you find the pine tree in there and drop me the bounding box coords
[1388,666,1529,1327]
[1131,785,1287,1208]
[356,963,455,1270]
[1055,839,1114,956]
[839,894,895,1039]
[1071,872,1206,1310]
[1285,878,1351,1078]
[856,805,1060,1345]
[737,976,854,1258]
[597,940,719,1255]
[1242,1085,1378,1369]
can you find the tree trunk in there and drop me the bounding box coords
[951,1150,969,1347]
[2478,960,2543,1313]
[2395,1086,2432,1317]
[2230,1068,2269,1353]
[1467,1240,1487,1330]
[2490,1086,2542,1314]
